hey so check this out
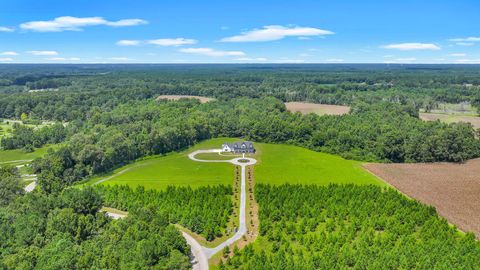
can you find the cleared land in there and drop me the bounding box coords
[156,95,215,103]
[285,102,350,115]
[255,143,384,186]
[420,113,480,129]
[86,137,382,190]
[419,102,480,129]
[364,159,480,238]
[0,145,57,165]
[85,138,236,190]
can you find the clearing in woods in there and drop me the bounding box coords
[284,102,350,115]
[364,159,480,238]
[156,95,215,103]
[419,102,480,129]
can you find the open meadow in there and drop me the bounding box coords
[87,137,384,190]
[85,138,237,190]
[254,142,384,186]
[0,144,57,165]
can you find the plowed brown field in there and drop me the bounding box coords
[364,159,480,238]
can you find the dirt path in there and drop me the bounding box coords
[185,150,257,269]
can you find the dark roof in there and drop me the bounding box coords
[223,141,254,149]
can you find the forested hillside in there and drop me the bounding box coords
[221,184,480,269]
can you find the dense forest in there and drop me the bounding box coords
[221,184,480,269]
[0,184,191,269]
[98,185,233,241]
[0,65,479,121]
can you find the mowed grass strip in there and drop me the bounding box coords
[255,143,384,186]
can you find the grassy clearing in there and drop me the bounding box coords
[0,144,58,165]
[84,137,383,190]
[254,143,384,186]
[85,138,238,190]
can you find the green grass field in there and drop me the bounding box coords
[84,137,383,190]
[254,143,384,186]
[0,145,58,165]
[85,138,237,190]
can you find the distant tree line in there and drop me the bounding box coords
[221,184,480,269]
[1,65,480,121]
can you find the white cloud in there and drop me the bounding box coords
[116,40,141,46]
[326,58,344,62]
[395,57,417,61]
[384,57,417,63]
[449,53,467,57]
[108,57,133,61]
[382,43,440,51]
[179,47,245,57]
[46,57,80,61]
[0,58,13,62]
[455,42,474,46]
[0,26,14,32]
[234,57,267,61]
[299,53,312,57]
[147,38,197,46]
[20,16,147,32]
[105,19,147,27]
[0,51,18,56]
[220,25,334,42]
[27,50,58,56]
[383,55,394,58]
[454,59,480,64]
[275,59,306,63]
[449,37,480,42]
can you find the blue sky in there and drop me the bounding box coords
[1,0,479,63]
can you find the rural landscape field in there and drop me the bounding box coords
[2,0,480,269]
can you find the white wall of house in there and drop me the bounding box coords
[222,144,232,152]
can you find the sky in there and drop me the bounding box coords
[0,0,480,64]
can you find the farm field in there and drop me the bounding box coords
[156,94,215,103]
[285,102,350,115]
[364,158,480,238]
[420,113,480,129]
[255,143,384,186]
[85,138,237,190]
